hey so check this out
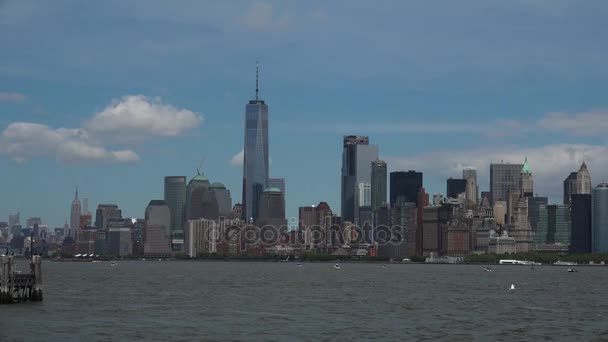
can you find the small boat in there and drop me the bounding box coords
[110,261,118,267]
[297,263,302,267]
[334,263,341,269]
[509,284,515,291]
[567,268,578,273]
[381,264,387,268]
[483,267,493,272]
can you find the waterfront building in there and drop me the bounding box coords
[592,183,608,253]
[258,187,286,229]
[488,231,516,254]
[576,162,592,195]
[75,228,97,254]
[391,202,417,258]
[95,204,122,230]
[446,178,467,199]
[186,219,223,257]
[390,171,423,207]
[563,172,578,206]
[341,135,379,222]
[535,204,571,247]
[447,225,470,257]
[570,194,592,253]
[371,160,387,212]
[69,187,81,239]
[143,200,172,256]
[490,162,523,203]
[164,176,186,232]
[185,173,211,221]
[242,64,269,223]
[107,227,132,257]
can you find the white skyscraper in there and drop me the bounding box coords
[576,162,592,195]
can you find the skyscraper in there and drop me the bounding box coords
[490,162,523,203]
[144,200,172,256]
[164,176,186,232]
[563,172,578,206]
[95,204,122,230]
[592,183,608,253]
[576,162,592,195]
[371,159,387,212]
[69,187,81,239]
[258,187,286,228]
[268,178,285,217]
[209,182,232,218]
[340,135,378,222]
[570,194,592,253]
[390,171,423,207]
[519,157,533,197]
[185,173,213,221]
[536,205,571,246]
[446,178,467,199]
[242,64,269,224]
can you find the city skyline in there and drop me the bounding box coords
[2,1,608,227]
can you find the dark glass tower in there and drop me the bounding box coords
[563,172,578,206]
[371,159,387,212]
[570,194,592,253]
[164,176,186,233]
[390,171,423,207]
[446,178,467,199]
[340,135,378,223]
[242,64,269,223]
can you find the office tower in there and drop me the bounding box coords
[446,178,467,199]
[144,200,172,256]
[493,200,507,225]
[185,173,210,221]
[209,182,232,218]
[258,187,286,228]
[390,202,417,258]
[570,194,592,253]
[69,187,81,239]
[463,168,478,199]
[416,188,429,256]
[8,212,20,228]
[519,157,533,197]
[242,64,269,223]
[26,217,41,228]
[371,160,387,212]
[94,204,122,230]
[576,162,592,195]
[268,178,285,218]
[107,224,133,257]
[231,204,243,220]
[592,183,608,253]
[354,182,371,226]
[536,205,571,246]
[490,162,523,203]
[374,204,394,258]
[563,172,578,206]
[526,196,548,232]
[79,214,92,228]
[341,135,379,222]
[186,219,221,257]
[465,176,477,207]
[165,176,186,232]
[390,171,423,206]
[82,198,89,215]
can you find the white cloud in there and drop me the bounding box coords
[85,95,202,142]
[230,149,244,167]
[537,111,608,136]
[0,122,139,164]
[0,92,26,103]
[386,143,608,200]
[241,1,290,31]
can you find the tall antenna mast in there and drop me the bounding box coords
[255,60,259,101]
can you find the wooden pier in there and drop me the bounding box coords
[0,255,43,304]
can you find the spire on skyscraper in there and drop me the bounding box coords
[255,60,259,101]
[75,186,78,200]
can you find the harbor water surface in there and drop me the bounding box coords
[2,261,608,341]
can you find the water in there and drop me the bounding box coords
[2,261,608,341]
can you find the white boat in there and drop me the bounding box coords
[554,261,577,266]
[110,261,118,267]
[334,263,341,269]
[567,268,578,273]
[381,264,387,268]
[297,263,302,267]
[483,267,493,272]
[509,284,515,291]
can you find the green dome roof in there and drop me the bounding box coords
[521,156,532,174]
[190,173,209,183]
[209,182,225,189]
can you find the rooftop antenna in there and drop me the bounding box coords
[255,60,259,101]
[197,158,205,176]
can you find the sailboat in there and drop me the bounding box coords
[509,284,515,291]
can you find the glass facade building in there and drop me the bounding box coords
[490,163,523,203]
[536,204,571,245]
[242,98,269,223]
[371,159,387,212]
[446,178,467,199]
[340,135,378,223]
[592,183,608,253]
[570,194,592,253]
[390,171,423,207]
[164,176,186,232]
[563,172,578,206]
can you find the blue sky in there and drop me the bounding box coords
[1,0,608,227]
